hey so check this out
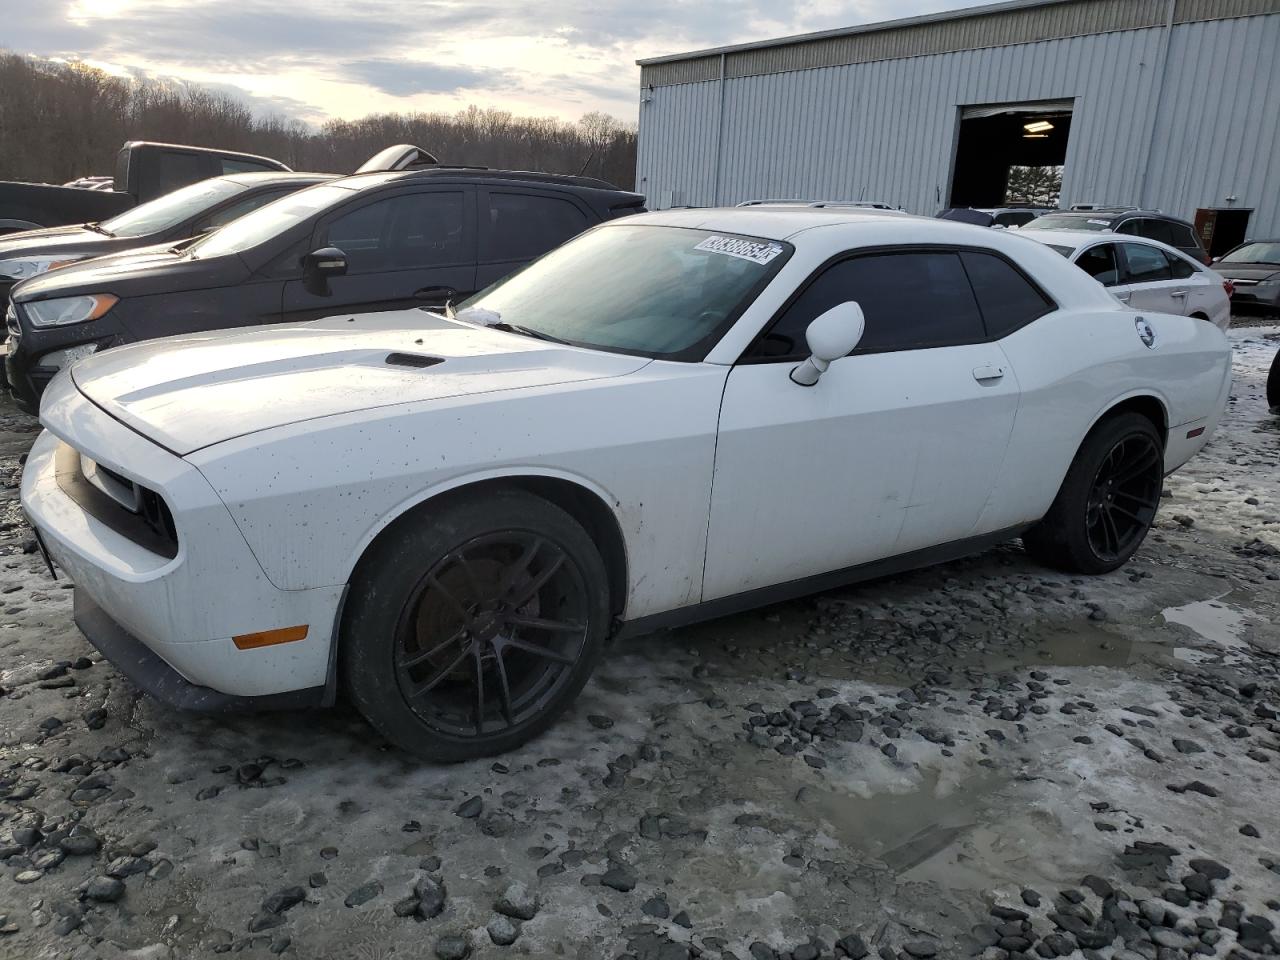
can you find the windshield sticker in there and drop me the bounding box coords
[1087,219,1112,226]
[694,235,784,265]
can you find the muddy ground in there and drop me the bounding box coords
[0,325,1277,960]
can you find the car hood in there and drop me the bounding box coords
[0,225,132,265]
[69,310,652,455]
[1212,263,1280,282]
[13,245,234,301]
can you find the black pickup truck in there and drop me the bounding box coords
[0,141,290,235]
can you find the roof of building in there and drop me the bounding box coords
[637,0,1279,86]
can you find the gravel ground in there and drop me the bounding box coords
[0,325,1277,960]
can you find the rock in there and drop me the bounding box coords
[454,796,483,819]
[494,881,538,921]
[14,870,41,884]
[601,864,637,892]
[837,933,869,958]
[344,881,382,908]
[902,941,938,958]
[642,896,670,919]
[1021,889,1042,907]
[392,897,419,918]
[588,715,614,729]
[262,887,306,915]
[1241,824,1261,838]
[416,875,447,919]
[59,835,100,856]
[1150,929,1192,950]
[248,911,286,933]
[435,933,470,959]
[85,876,125,902]
[487,915,520,946]
[1188,858,1229,880]
[1172,739,1204,754]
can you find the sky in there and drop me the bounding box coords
[5,0,987,126]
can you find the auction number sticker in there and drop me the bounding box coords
[694,235,784,265]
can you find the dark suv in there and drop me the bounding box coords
[6,168,644,411]
[1021,208,1209,264]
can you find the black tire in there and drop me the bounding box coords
[340,489,610,761]
[1022,412,1164,575]
[1268,347,1280,413]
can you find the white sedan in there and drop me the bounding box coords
[1027,229,1232,331]
[21,210,1232,759]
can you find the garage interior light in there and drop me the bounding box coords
[1023,133,1050,139]
[1023,120,1055,133]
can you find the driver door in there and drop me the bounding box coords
[702,249,1021,601]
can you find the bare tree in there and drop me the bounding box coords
[0,52,638,189]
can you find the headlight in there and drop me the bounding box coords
[0,256,87,281]
[37,343,99,370]
[24,294,117,328]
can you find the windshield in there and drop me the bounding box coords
[457,225,791,359]
[1022,214,1111,232]
[1220,241,1280,265]
[188,183,354,259]
[99,178,246,238]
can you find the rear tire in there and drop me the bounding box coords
[1022,412,1164,574]
[340,489,610,761]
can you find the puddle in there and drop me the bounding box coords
[1161,597,1250,651]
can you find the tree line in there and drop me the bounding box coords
[0,52,637,189]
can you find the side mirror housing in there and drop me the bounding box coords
[302,246,348,296]
[790,302,866,386]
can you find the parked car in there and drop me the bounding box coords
[0,172,335,308]
[1028,230,1231,331]
[937,206,1054,228]
[1270,347,1280,413]
[0,141,291,235]
[1021,208,1210,264]
[21,209,1230,759]
[1210,239,1280,317]
[5,167,644,412]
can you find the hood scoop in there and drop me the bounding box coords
[385,352,444,369]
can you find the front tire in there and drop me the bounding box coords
[1267,346,1280,413]
[340,489,610,761]
[1022,412,1164,574]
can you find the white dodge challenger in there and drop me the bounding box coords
[21,209,1231,760]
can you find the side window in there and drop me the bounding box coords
[483,192,589,262]
[195,189,291,233]
[996,211,1035,228]
[1116,220,1141,236]
[959,251,1054,337]
[1171,224,1198,250]
[1165,252,1197,280]
[157,152,209,193]
[322,191,466,273]
[1074,244,1122,286]
[1122,243,1173,283]
[751,251,984,358]
[222,157,280,175]
[1142,219,1177,245]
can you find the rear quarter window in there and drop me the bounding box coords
[958,251,1054,338]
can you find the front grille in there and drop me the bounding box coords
[55,442,179,558]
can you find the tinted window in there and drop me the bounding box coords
[100,177,246,238]
[752,251,984,358]
[1122,243,1173,283]
[484,193,589,262]
[323,191,466,273]
[1074,243,1122,286]
[1116,220,1141,236]
[1022,214,1112,232]
[960,251,1053,337]
[995,211,1035,227]
[157,152,209,193]
[1170,224,1198,249]
[190,183,354,259]
[1139,219,1177,245]
[222,157,280,175]
[1166,252,1196,280]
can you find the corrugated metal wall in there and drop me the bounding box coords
[636,13,1280,237]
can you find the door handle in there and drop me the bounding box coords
[1115,293,1132,303]
[414,285,457,303]
[972,364,1005,382]
[1170,290,1187,299]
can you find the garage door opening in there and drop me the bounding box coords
[949,100,1074,209]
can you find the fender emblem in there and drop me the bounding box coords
[1135,317,1156,349]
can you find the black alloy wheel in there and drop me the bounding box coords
[1084,433,1163,564]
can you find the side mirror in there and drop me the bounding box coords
[790,302,865,386]
[302,246,347,296]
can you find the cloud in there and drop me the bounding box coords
[342,59,515,97]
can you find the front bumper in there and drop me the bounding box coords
[21,374,345,704]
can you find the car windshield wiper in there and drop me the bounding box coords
[84,221,114,237]
[489,321,570,345]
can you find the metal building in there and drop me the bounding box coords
[635,0,1280,253]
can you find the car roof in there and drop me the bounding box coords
[1022,229,1202,263]
[622,206,919,240]
[219,172,339,187]
[1044,208,1192,226]
[334,166,636,195]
